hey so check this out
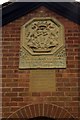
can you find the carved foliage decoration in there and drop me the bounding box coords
[19,17,66,68]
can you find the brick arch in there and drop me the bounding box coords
[7,103,74,119]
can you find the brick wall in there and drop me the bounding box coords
[2,6,80,119]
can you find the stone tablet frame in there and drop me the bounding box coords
[29,70,56,92]
[19,17,66,68]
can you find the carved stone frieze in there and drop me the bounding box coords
[19,17,66,68]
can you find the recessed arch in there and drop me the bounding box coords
[7,103,75,119]
[28,116,55,120]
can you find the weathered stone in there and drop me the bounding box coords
[19,17,66,68]
[29,70,56,92]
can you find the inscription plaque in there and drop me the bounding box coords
[29,70,56,92]
[19,17,66,68]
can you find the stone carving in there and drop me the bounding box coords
[26,20,59,54]
[19,17,66,68]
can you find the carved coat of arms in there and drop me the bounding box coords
[19,18,66,68]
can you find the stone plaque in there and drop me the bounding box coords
[19,17,66,68]
[29,70,56,92]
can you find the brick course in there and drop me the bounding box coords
[2,6,80,119]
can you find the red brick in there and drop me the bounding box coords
[3,102,17,106]
[11,107,20,112]
[25,106,32,118]
[44,104,49,117]
[58,97,71,101]
[32,92,40,96]
[52,92,64,96]
[39,104,44,116]
[65,102,79,107]
[2,97,11,102]
[20,108,28,118]
[46,97,58,101]
[12,88,24,92]
[40,92,51,96]
[11,97,23,101]
[29,105,36,117]
[34,104,39,117]
[2,5,79,119]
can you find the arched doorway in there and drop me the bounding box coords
[28,116,55,120]
[7,103,74,119]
